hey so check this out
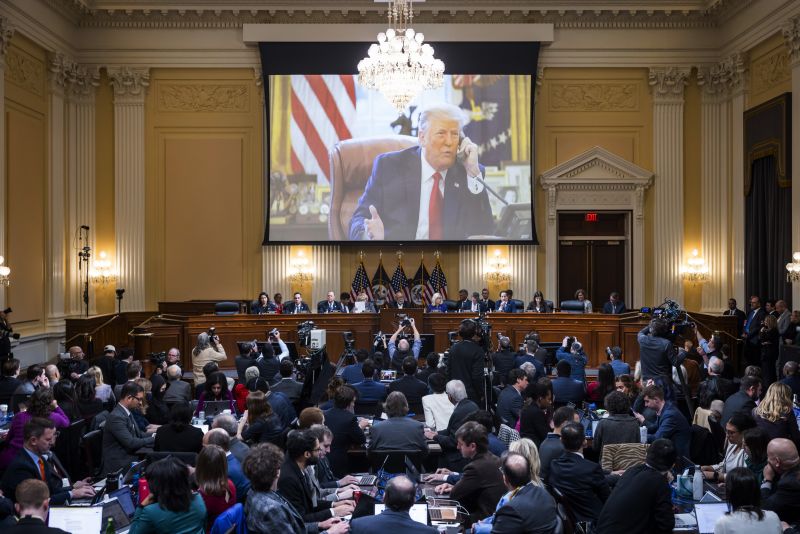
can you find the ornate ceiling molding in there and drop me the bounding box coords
[782,15,800,67]
[0,16,15,57]
[39,0,753,30]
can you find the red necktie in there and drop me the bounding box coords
[38,457,46,481]
[428,172,443,239]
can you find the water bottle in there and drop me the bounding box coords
[639,425,647,444]
[105,518,115,534]
[692,465,704,501]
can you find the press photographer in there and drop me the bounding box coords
[638,317,686,399]
[445,319,486,406]
[0,308,20,360]
[388,316,421,372]
[57,346,89,382]
[191,328,227,386]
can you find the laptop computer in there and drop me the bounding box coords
[202,400,230,417]
[107,486,136,518]
[404,455,421,483]
[122,460,147,486]
[48,506,103,532]
[380,370,397,382]
[375,503,428,525]
[101,498,132,532]
[693,502,729,534]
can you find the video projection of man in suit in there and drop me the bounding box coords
[349,103,493,241]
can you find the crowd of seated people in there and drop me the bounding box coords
[2,292,800,534]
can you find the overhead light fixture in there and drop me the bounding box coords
[680,249,709,284]
[0,256,10,286]
[485,249,511,283]
[289,250,314,283]
[786,251,800,283]
[357,0,445,112]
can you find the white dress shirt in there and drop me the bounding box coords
[415,154,448,240]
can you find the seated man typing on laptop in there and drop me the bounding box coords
[350,475,436,533]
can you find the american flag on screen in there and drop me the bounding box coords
[390,262,411,303]
[290,75,357,181]
[350,261,372,302]
[427,260,448,301]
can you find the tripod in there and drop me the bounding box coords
[77,226,91,317]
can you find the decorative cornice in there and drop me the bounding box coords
[108,66,150,101]
[648,66,691,101]
[782,15,800,67]
[697,51,746,100]
[38,0,753,31]
[0,16,15,58]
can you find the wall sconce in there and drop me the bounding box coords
[289,250,314,283]
[90,251,118,286]
[786,251,800,283]
[680,249,709,284]
[485,249,511,283]
[0,256,10,286]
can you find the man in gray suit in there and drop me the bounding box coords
[162,365,192,404]
[101,382,155,474]
[368,392,427,455]
[211,413,250,464]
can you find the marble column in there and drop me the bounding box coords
[649,67,690,305]
[0,18,13,309]
[65,63,100,317]
[783,17,800,308]
[109,67,149,312]
[509,245,537,302]
[697,54,745,313]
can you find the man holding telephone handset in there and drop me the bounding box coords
[349,103,494,240]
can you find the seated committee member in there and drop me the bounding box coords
[353,290,376,313]
[493,291,516,313]
[101,382,156,474]
[427,292,448,313]
[390,290,414,309]
[350,475,437,534]
[251,292,276,314]
[283,292,310,314]
[369,392,427,454]
[348,103,493,241]
[317,291,345,314]
[461,291,488,314]
[575,288,593,313]
[526,290,553,313]
[602,292,626,314]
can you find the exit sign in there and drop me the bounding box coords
[585,212,598,222]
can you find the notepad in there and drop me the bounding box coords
[694,502,729,534]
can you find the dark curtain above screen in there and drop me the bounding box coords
[745,156,792,304]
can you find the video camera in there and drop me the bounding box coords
[297,321,316,348]
[640,299,696,337]
[342,331,355,349]
[0,307,20,341]
[149,351,167,367]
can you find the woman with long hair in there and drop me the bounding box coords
[146,374,170,425]
[154,402,203,453]
[195,371,235,416]
[129,457,205,534]
[87,365,114,404]
[0,387,70,469]
[237,391,282,445]
[701,412,756,482]
[713,467,781,533]
[615,374,640,405]
[753,382,800,447]
[509,437,543,486]
[195,444,236,529]
[526,291,552,313]
[52,380,80,421]
[587,363,616,407]
[74,374,104,421]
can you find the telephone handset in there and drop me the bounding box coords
[458,132,485,194]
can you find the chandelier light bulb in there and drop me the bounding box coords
[794,251,800,261]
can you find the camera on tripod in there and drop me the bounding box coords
[342,331,355,349]
[297,321,316,348]
[640,299,695,337]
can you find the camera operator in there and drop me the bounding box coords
[0,308,20,360]
[637,318,685,399]
[166,347,181,368]
[191,331,227,387]
[57,346,89,382]
[491,336,515,386]
[388,317,421,372]
[445,319,485,405]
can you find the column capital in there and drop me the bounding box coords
[0,16,15,58]
[697,52,747,102]
[782,15,800,68]
[48,53,99,102]
[108,66,150,102]
[648,66,691,102]
[47,52,70,96]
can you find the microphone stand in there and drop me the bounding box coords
[77,226,91,317]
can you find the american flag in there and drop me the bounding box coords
[290,75,357,181]
[390,262,411,303]
[410,263,431,307]
[427,260,449,301]
[350,261,372,302]
[371,260,392,307]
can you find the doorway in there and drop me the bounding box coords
[557,212,630,308]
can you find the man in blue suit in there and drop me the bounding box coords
[317,291,346,314]
[351,359,387,403]
[742,295,767,365]
[635,384,691,459]
[350,475,436,533]
[348,103,493,241]
[460,291,488,314]
[494,291,517,313]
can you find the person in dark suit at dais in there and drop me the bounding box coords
[349,103,493,241]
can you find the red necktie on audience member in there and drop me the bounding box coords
[38,457,46,481]
[429,172,443,240]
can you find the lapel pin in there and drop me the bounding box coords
[454,182,460,188]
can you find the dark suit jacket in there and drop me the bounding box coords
[91,355,118,387]
[317,300,345,314]
[434,398,479,450]
[548,451,610,522]
[494,300,517,313]
[538,433,563,481]
[386,375,428,407]
[341,363,364,384]
[154,423,204,453]
[351,509,437,534]
[348,146,493,241]
[445,339,485,404]
[1,449,71,504]
[594,464,674,534]
[101,404,155,473]
[762,465,800,523]
[526,300,554,313]
[323,407,366,477]
[720,390,757,426]
[496,386,523,427]
[491,482,559,534]
[271,378,303,403]
[645,401,691,459]
[389,301,416,309]
[450,452,506,526]
[519,403,549,447]
[744,307,767,344]
[552,376,586,406]
[724,308,747,335]
[352,379,387,403]
[368,416,427,453]
[491,350,516,386]
[162,378,192,404]
[461,300,489,314]
[282,302,310,314]
[277,458,332,523]
[602,301,626,314]
[5,517,69,534]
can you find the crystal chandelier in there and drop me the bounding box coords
[357,0,445,112]
[90,251,118,286]
[0,256,10,286]
[786,251,800,283]
[680,249,710,284]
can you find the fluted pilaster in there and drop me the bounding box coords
[728,59,749,306]
[783,16,800,307]
[262,246,292,299]
[109,67,149,312]
[459,245,486,294]
[311,245,341,304]
[697,53,745,312]
[649,67,690,304]
[65,61,100,316]
[509,245,538,301]
[0,17,13,309]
